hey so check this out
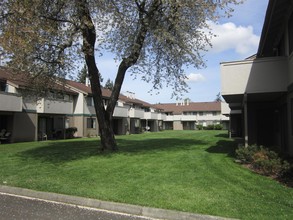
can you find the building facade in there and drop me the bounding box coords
[221,0,293,156]
[154,101,229,130]
[1,67,229,143]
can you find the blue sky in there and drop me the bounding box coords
[97,0,269,104]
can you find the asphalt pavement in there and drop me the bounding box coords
[0,185,236,220]
[0,192,155,220]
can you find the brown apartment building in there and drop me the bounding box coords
[1,66,229,143]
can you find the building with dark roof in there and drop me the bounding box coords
[154,101,229,130]
[1,66,229,143]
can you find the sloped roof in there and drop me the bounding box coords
[257,0,292,57]
[153,102,221,115]
[119,95,152,108]
[0,66,31,87]
[66,79,154,108]
[0,66,78,95]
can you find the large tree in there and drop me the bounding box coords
[0,0,242,151]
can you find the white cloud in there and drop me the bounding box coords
[207,21,260,56]
[186,73,205,83]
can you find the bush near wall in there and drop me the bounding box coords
[196,125,203,130]
[197,124,223,130]
[236,145,291,178]
[214,124,223,130]
[65,127,78,139]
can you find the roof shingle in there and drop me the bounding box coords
[153,102,221,115]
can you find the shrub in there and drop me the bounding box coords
[235,145,290,177]
[214,124,223,130]
[66,127,77,138]
[235,144,259,163]
[196,125,203,130]
[206,124,215,130]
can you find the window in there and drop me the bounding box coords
[289,12,293,54]
[183,112,197,115]
[64,94,70,101]
[65,118,70,129]
[48,91,71,101]
[87,118,96,129]
[212,112,219,116]
[86,97,94,106]
[0,81,6,92]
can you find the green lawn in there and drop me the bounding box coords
[0,130,292,219]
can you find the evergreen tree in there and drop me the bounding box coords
[104,78,114,90]
[77,64,88,84]
[215,93,222,102]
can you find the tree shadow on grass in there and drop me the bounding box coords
[205,135,238,158]
[18,137,206,164]
[214,132,230,138]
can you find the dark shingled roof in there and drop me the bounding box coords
[66,79,154,108]
[0,67,78,95]
[153,102,221,115]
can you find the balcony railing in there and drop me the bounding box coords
[37,98,73,114]
[113,106,128,118]
[221,57,288,96]
[144,112,166,120]
[0,92,22,112]
[165,115,197,121]
[129,108,144,118]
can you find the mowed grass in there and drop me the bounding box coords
[0,130,292,219]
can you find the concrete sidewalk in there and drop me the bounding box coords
[0,185,235,220]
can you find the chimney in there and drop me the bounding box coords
[125,91,135,99]
[85,77,90,87]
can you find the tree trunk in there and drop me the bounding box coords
[77,0,117,151]
[98,112,117,152]
[87,61,118,151]
[77,0,152,152]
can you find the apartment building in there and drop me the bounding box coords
[1,66,229,143]
[221,0,293,156]
[0,67,80,142]
[154,101,229,130]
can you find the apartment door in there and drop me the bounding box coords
[38,117,53,138]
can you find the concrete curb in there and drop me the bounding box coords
[0,185,235,220]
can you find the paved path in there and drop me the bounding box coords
[0,185,235,220]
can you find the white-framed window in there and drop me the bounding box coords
[65,118,70,129]
[86,97,94,106]
[0,81,6,92]
[212,111,219,116]
[199,112,205,116]
[87,118,96,129]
